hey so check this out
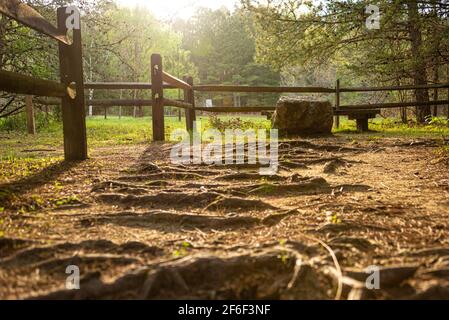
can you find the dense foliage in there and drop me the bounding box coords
[0,0,280,127]
[243,0,449,122]
[1,0,449,128]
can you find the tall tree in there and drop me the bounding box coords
[243,0,449,123]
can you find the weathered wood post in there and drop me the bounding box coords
[335,79,340,129]
[151,54,165,141]
[433,87,439,117]
[183,76,196,133]
[356,116,369,132]
[447,66,449,120]
[25,95,36,135]
[119,89,123,120]
[57,6,88,160]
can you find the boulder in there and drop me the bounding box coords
[272,97,333,136]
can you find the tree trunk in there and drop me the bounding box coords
[431,0,441,118]
[119,89,122,120]
[447,65,449,120]
[396,78,408,124]
[25,96,36,135]
[407,0,430,123]
[433,64,439,117]
[0,16,7,68]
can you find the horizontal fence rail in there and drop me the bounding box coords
[340,100,449,110]
[340,83,449,93]
[87,99,153,107]
[36,98,186,108]
[163,98,193,109]
[195,106,276,113]
[85,82,153,90]
[84,82,177,90]
[162,72,192,91]
[34,98,59,105]
[192,83,449,94]
[334,108,380,116]
[0,0,69,44]
[0,70,66,97]
[193,85,335,93]
[33,97,449,112]
[35,98,153,107]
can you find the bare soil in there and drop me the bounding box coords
[1,136,449,300]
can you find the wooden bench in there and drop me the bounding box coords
[334,109,381,132]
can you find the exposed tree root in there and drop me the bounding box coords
[0,238,36,259]
[30,249,334,300]
[323,159,350,174]
[215,173,286,182]
[117,172,206,182]
[0,240,163,269]
[93,211,261,230]
[97,192,222,209]
[238,177,330,195]
[91,181,149,193]
[329,237,375,252]
[205,196,278,212]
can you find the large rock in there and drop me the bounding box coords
[272,97,333,136]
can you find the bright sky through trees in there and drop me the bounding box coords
[115,0,237,20]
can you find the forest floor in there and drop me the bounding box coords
[1,122,449,300]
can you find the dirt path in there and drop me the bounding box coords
[1,136,448,299]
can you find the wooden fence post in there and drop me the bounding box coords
[25,95,36,135]
[335,79,340,129]
[57,7,88,160]
[151,54,165,141]
[119,89,123,120]
[433,87,439,117]
[183,76,196,133]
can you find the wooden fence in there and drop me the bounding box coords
[1,1,449,161]
[0,1,86,160]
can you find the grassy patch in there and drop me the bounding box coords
[334,117,449,138]
[1,115,448,186]
[434,146,449,165]
[0,155,63,183]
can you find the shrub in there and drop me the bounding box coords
[208,115,269,132]
[0,111,56,132]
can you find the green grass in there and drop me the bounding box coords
[1,115,448,186]
[334,117,449,138]
[435,145,449,161]
[1,115,449,162]
[0,115,270,160]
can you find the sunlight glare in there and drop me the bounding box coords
[115,0,237,20]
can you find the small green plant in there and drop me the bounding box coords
[18,206,27,214]
[434,146,449,164]
[277,239,291,264]
[427,117,449,128]
[254,183,275,194]
[53,181,63,191]
[208,115,269,133]
[31,195,45,207]
[172,241,192,258]
[326,211,342,224]
[277,252,290,264]
[54,196,80,207]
